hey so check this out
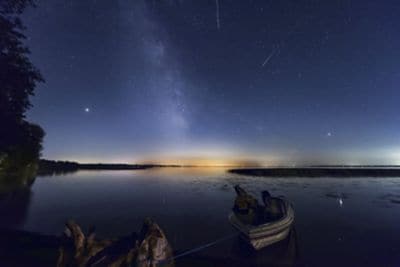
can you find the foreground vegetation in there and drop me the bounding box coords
[0,0,44,193]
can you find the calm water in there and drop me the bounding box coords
[3,167,400,266]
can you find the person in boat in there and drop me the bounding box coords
[261,190,285,222]
[232,185,259,225]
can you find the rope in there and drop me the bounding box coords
[157,232,239,266]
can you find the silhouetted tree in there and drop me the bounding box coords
[0,0,44,175]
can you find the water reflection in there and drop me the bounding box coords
[0,188,32,228]
[176,228,298,267]
[229,228,299,267]
[378,193,400,204]
[0,168,36,228]
[1,168,400,266]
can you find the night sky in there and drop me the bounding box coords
[22,0,400,165]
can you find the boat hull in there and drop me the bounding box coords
[229,199,294,250]
[243,225,291,250]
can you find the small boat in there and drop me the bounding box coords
[229,198,295,250]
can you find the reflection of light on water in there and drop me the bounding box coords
[338,198,343,207]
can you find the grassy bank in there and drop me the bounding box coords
[229,167,400,177]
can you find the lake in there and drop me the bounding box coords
[2,167,400,266]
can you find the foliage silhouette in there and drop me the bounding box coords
[0,0,44,182]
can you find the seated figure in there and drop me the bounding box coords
[233,186,285,225]
[232,185,259,225]
[261,190,285,222]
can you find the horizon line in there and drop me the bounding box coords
[40,159,400,168]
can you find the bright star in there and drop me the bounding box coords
[327,132,332,137]
[85,107,90,113]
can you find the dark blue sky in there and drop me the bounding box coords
[23,0,400,165]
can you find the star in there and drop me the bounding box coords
[327,132,332,137]
[85,107,90,113]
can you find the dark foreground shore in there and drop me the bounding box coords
[0,228,298,267]
[229,167,400,177]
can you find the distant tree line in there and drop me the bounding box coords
[37,160,80,176]
[0,0,44,176]
[37,159,156,176]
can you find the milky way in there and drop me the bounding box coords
[23,0,400,165]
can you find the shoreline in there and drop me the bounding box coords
[229,167,400,177]
[37,159,174,175]
[37,159,254,175]
[38,159,400,177]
